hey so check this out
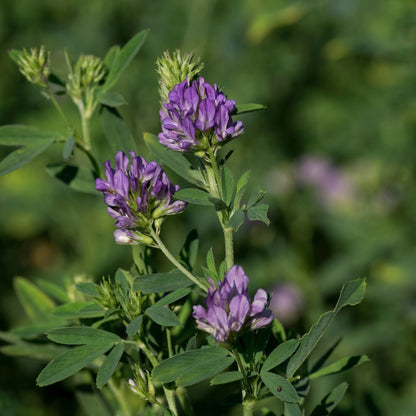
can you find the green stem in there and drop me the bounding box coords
[163,387,179,416]
[242,399,255,416]
[224,226,234,271]
[81,111,92,150]
[149,228,208,292]
[48,92,75,133]
[166,328,173,358]
[233,348,251,395]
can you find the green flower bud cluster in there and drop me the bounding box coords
[128,365,156,401]
[14,46,51,88]
[66,55,106,100]
[156,50,204,103]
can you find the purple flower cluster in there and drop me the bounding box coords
[158,77,244,152]
[95,151,186,244]
[193,265,273,343]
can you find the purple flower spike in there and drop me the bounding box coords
[193,265,273,343]
[95,151,186,245]
[158,77,244,153]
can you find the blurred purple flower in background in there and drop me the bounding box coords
[96,151,186,244]
[296,155,353,207]
[269,283,304,327]
[159,77,243,153]
[193,265,273,342]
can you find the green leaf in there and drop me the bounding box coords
[179,229,199,270]
[206,247,218,281]
[46,164,98,194]
[222,165,234,206]
[145,305,180,327]
[37,279,70,303]
[103,45,120,69]
[247,204,270,225]
[308,338,342,373]
[226,209,245,231]
[11,321,68,339]
[247,186,265,208]
[115,269,131,292]
[262,339,299,372]
[310,382,349,416]
[210,371,243,385]
[47,327,121,345]
[284,403,302,416]
[62,136,76,160]
[334,278,367,312]
[126,315,143,338]
[133,269,193,293]
[0,140,54,176]
[234,170,251,208]
[100,106,137,154]
[37,342,115,386]
[173,188,214,206]
[152,347,234,387]
[286,311,335,378]
[76,282,99,297]
[154,288,191,307]
[96,342,125,389]
[0,341,68,362]
[0,125,63,146]
[233,103,266,115]
[143,132,204,185]
[260,372,299,403]
[52,302,105,319]
[309,355,369,380]
[14,277,55,322]
[97,91,126,107]
[102,29,149,91]
[8,49,20,63]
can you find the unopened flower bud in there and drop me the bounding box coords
[156,50,204,103]
[14,46,51,88]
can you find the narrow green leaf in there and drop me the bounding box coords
[133,269,193,293]
[143,132,204,185]
[96,342,125,389]
[309,355,369,379]
[76,282,99,297]
[286,311,335,378]
[247,204,270,225]
[37,279,70,303]
[206,247,218,281]
[152,347,234,387]
[179,229,199,270]
[115,269,131,292]
[210,371,243,385]
[284,402,302,416]
[37,342,115,386]
[154,288,191,307]
[145,305,180,327]
[62,136,76,160]
[262,339,299,372]
[126,315,143,338]
[14,277,55,322]
[174,188,213,206]
[0,140,54,176]
[260,372,299,403]
[0,341,68,362]
[310,382,349,416]
[47,327,121,345]
[52,302,105,319]
[234,170,251,208]
[308,338,342,373]
[226,209,245,231]
[0,125,63,146]
[103,29,149,91]
[222,165,234,206]
[233,103,266,115]
[334,278,367,312]
[103,45,120,69]
[46,164,98,194]
[100,106,137,154]
[97,91,126,107]
[247,186,265,208]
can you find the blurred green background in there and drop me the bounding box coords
[0,0,415,415]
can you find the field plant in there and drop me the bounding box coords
[0,31,368,416]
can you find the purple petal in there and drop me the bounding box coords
[250,289,268,316]
[229,295,250,332]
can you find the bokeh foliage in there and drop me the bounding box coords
[0,0,415,415]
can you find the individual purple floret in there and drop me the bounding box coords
[192,265,273,343]
[158,77,244,153]
[95,151,186,244]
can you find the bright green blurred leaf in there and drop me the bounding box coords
[309,355,369,379]
[0,125,63,146]
[62,136,75,160]
[97,91,126,107]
